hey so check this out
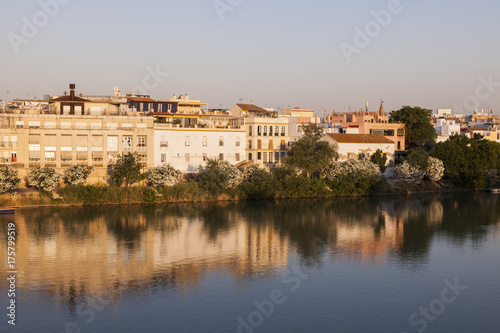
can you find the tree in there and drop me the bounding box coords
[395,161,425,184]
[109,152,145,188]
[370,149,388,173]
[64,165,94,186]
[198,158,243,196]
[432,134,500,187]
[285,126,338,177]
[390,106,437,149]
[28,166,63,192]
[239,165,277,199]
[149,164,183,187]
[0,166,21,194]
[407,147,430,170]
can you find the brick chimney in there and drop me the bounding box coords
[70,83,75,100]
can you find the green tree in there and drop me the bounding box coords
[432,134,500,188]
[370,149,388,173]
[407,147,430,170]
[109,152,146,188]
[390,106,437,149]
[285,126,338,177]
[197,158,243,196]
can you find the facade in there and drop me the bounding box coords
[322,102,405,151]
[230,104,276,118]
[154,125,246,173]
[323,133,395,165]
[245,116,290,165]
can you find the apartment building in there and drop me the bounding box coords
[245,115,290,165]
[0,84,154,183]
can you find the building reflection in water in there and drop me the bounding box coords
[0,192,498,316]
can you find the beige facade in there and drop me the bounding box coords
[0,113,154,184]
[245,116,290,165]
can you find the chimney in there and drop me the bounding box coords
[69,83,75,100]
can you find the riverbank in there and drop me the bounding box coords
[0,178,472,209]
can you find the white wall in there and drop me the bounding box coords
[154,128,246,173]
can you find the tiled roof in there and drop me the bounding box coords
[326,133,395,144]
[237,104,269,113]
[127,97,158,103]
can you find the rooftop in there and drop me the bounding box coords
[326,133,395,144]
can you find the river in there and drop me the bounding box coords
[1,192,499,332]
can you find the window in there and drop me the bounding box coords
[108,154,117,163]
[359,153,365,159]
[219,153,224,161]
[15,121,24,129]
[160,135,168,147]
[275,152,280,163]
[122,136,132,152]
[185,136,190,146]
[275,126,279,136]
[257,152,262,160]
[28,121,40,129]
[236,136,240,147]
[185,153,190,162]
[248,140,253,149]
[219,136,224,147]
[161,154,166,163]
[108,136,118,152]
[236,153,240,161]
[202,136,207,146]
[281,140,286,150]
[29,135,41,151]
[61,151,72,162]
[107,123,118,130]
[137,137,147,151]
[269,140,273,150]
[281,126,286,136]
[371,129,384,135]
[280,152,286,159]
[263,152,267,163]
[347,153,355,160]
[263,126,267,136]
[45,152,56,162]
[45,122,56,129]
[203,153,207,161]
[258,140,262,149]
[249,126,253,136]
[269,153,273,163]
[269,126,273,136]
[397,129,404,137]
[249,153,253,161]
[92,152,103,163]
[257,126,262,136]
[398,141,401,150]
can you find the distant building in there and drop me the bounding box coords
[322,101,405,151]
[323,133,395,166]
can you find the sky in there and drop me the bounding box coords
[1,0,499,116]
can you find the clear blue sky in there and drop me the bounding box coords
[1,0,499,115]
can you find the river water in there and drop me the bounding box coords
[1,192,499,333]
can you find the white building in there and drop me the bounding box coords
[154,125,246,173]
[434,119,461,139]
[323,133,395,165]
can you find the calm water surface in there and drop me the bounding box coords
[1,193,499,333]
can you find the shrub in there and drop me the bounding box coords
[64,165,94,186]
[322,159,381,195]
[426,157,445,182]
[370,149,388,173]
[149,164,183,187]
[109,152,146,187]
[395,161,425,184]
[322,159,381,180]
[0,165,21,194]
[198,158,243,196]
[239,165,277,200]
[28,166,63,192]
